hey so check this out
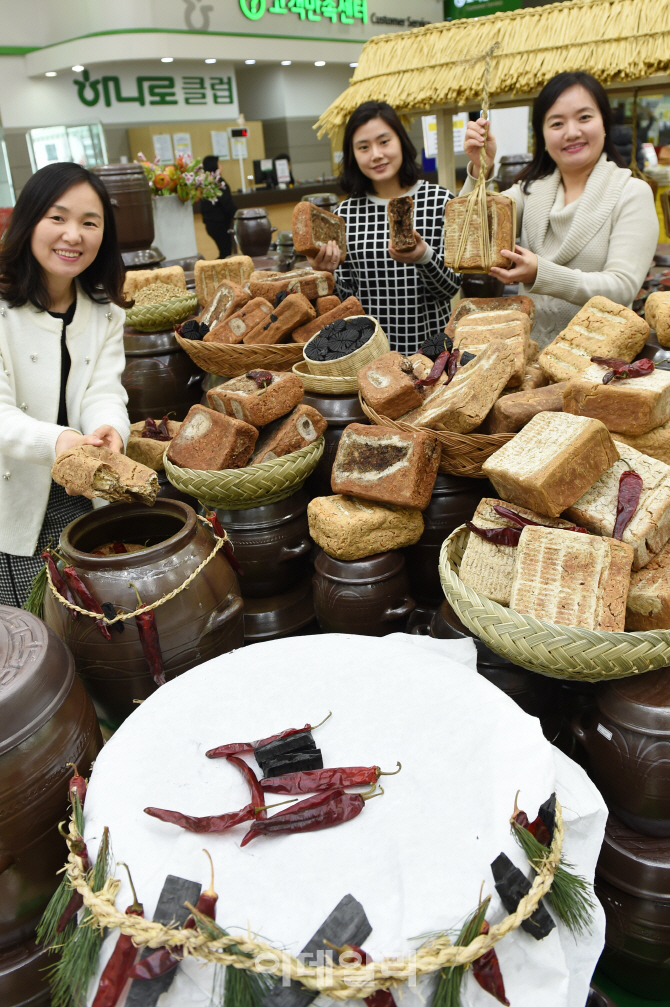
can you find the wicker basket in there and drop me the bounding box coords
[163,437,324,509]
[360,396,513,479]
[292,360,359,394]
[303,316,389,377]
[126,294,198,333]
[440,525,670,681]
[175,333,304,377]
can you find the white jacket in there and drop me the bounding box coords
[0,283,130,556]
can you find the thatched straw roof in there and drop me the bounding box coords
[315,0,670,137]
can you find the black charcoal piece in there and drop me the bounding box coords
[254,731,316,765]
[538,793,556,840]
[331,318,346,332]
[490,853,555,940]
[460,351,476,366]
[263,749,324,778]
[180,319,204,341]
[348,317,370,330]
[325,352,340,361]
[101,602,124,633]
[275,290,289,307]
[262,894,372,1007]
[125,874,202,1007]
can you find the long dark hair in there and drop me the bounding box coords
[340,101,420,197]
[0,162,127,310]
[516,71,625,193]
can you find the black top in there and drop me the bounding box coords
[200,180,237,226]
[48,300,76,426]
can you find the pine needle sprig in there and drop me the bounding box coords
[23,561,47,618]
[430,898,490,1007]
[47,826,111,1007]
[37,794,86,952]
[186,904,277,1007]
[511,821,594,935]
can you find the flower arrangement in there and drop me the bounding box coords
[136,153,222,204]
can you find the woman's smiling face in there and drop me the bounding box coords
[542,83,606,176]
[30,181,104,282]
[351,116,404,187]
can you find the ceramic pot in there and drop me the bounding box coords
[302,392,368,498]
[595,814,670,999]
[301,192,339,211]
[123,327,204,423]
[91,163,154,252]
[234,208,274,257]
[215,490,312,599]
[460,274,505,298]
[43,501,244,727]
[0,607,101,1004]
[313,550,415,635]
[572,668,670,836]
[496,153,532,190]
[0,939,50,1007]
[404,474,494,603]
[243,575,316,642]
[152,194,197,260]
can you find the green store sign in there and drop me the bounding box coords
[445,0,520,17]
[239,0,368,24]
[73,69,233,107]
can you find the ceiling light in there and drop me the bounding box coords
[45,71,57,77]
[314,61,326,66]
[161,57,174,63]
[72,65,84,72]
[350,62,358,67]
[245,59,256,64]
[205,58,217,64]
[281,60,292,65]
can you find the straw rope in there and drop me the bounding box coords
[315,0,670,136]
[45,515,227,625]
[359,395,514,478]
[439,526,670,680]
[59,803,564,996]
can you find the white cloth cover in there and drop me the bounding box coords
[83,633,606,1007]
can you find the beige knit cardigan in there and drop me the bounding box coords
[461,154,659,348]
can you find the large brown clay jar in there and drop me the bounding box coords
[302,392,368,499]
[596,814,670,999]
[215,490,312,599]
[572,668,670,836]
[0,607,101,1005]
[234,208,273,257]
[123,328,204,423]
[404,474,494,604]
[91,163,154,252]
[313,550,415,635]
[43,500,244,727]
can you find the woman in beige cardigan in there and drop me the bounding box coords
[463,71,659,348]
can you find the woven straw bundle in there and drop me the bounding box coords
[126,293,198,333]
[164,437,324,509]
[175,333,304,377]
[440,525,670,680]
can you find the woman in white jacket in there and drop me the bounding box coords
[0,161,130,606]
[463,70,659,348]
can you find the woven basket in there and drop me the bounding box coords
[303,316,389,377]
[292,360,359,394]
[175,333,304,377]
[163,437,324,509]
[126,294,198,333]
[360,396,514,479]
[440,525,670,681]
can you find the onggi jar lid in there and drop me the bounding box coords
[598,667,670,736]
[0,607,74,756]
[597,813,670,900]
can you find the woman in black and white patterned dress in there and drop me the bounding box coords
[308,101,460,356]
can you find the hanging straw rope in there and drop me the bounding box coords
[58,803,565,998]
[45,515,229,625]
[452,43,499,273]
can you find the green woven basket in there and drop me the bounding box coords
[439,525,670,681]
[126,293,198,333]
[163,437,324,509]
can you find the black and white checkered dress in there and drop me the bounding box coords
[334,179,461,355]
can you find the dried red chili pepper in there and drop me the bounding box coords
[445,348,460,384]
[591,356,654,384]
[112,542,127,554]
[206,711,332,760]
[62,566,112,640]
[511,793,551,846]
[42,550,78,619]
[260,762,401,795]
[66,763,87,806]
[204,509,243,576]
[144,797,294,833]
[492,505,587,534]
[226,754,268,819]
[184,850,218,926]
[414,350,450,387]
[466,523,522,547]
[141,416,172,441]
[323,942,395,1007]
[471,921,509,1006]
[246,369,274,388]
[613,470,643,540]
[240,786,383,847]
[92,863,143,1007]
[128,582,165,687]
